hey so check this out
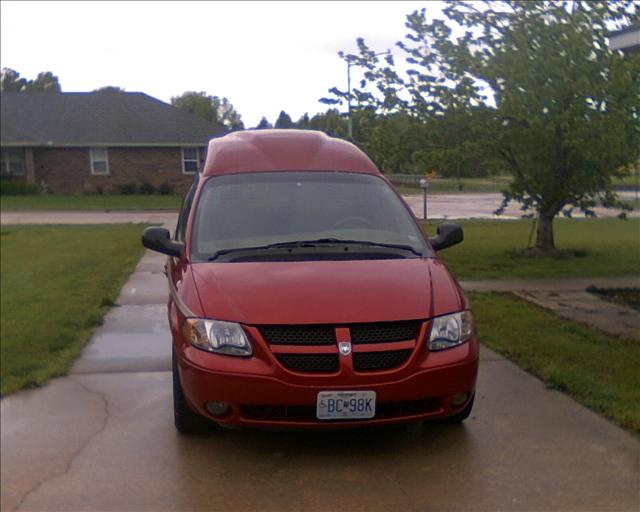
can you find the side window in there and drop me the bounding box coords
[90,148,109,175]
[181,147,199,174]
[175,175,199,241]
[1,148,26,176]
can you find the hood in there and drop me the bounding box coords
[190,258,464,325]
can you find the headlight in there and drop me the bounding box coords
[183,319,253,357]
[428,311,473,351]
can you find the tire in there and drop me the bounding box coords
[445,394,475,424]
[172,348,212,435]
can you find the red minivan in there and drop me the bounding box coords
[142,130,478,434]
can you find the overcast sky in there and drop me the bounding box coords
[1,1,444,127]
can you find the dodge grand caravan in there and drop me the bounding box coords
[142,130,478,433]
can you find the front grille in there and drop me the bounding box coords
[275,353,339,373]
[353,349,412,372]
[260,325,335,345]
[350,320,421,344]
[240,398,440,422]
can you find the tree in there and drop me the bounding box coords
[363,112,426,173]
[1,68,26,92]
[171,91,244,131]
[255,116,272,129]
[296,113,310,128]
[1,68,61,93]
[27,72,61,92]
[306,109,348,137]
[212,96,245,131]
[93,86,125,93]
[323,1,640,250]
[274,110,294,128]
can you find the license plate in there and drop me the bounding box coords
[316,391,376,420]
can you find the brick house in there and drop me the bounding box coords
[0,91,225,194]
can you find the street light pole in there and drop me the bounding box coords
[346,50,390,140]
[347,61,353,139]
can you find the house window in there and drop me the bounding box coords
[90,148,109,175]
[182,147,199,174]
[1,148,26,177]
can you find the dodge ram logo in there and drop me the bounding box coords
[338,342,352,356]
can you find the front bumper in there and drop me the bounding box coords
[176,329,479,428]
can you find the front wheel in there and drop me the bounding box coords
[172,348,213,435]
[445,395,475,424]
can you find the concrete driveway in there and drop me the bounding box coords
[2,249,638,511]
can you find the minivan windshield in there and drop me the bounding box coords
[191,171,430,262]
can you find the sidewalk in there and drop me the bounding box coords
[461,277,640,340]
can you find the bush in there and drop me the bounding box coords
[138,182,154,195]
[117,183,137,195]
[0,181,39,196]
[157,182,173,195]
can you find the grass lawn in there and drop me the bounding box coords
[1,194,183,210]
[471,292,640,432]
[0,224,147,395]
[422,218,640,280]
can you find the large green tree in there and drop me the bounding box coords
[28,72,62,92]
[274,110,294,128]
[255,116,272,129]
[296,113,311,128]
[306,109,349,137]
[93,86,125,93]
[170,91,244,131]
[1,68,61,93]
[323,1,640,250]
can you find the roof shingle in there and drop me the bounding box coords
[0,91,225,146]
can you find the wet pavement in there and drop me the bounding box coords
[1,250,639,511]
[402,191,639,220]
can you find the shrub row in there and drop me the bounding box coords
[1,180,176,196]
[0,181,39,196]
[116,182,174,195]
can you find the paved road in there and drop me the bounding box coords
[0,210,177,225]
[1,192,637,225]
[2,250,639,511]
[402,191,639,220]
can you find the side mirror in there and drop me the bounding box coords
[141,227,184,257]
[429,222,463,251]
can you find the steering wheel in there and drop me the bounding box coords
[332,216,374,229]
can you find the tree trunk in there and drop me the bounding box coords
[535,210,555,251]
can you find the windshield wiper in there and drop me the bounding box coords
[298,238,424,256]
[207,238,423,261]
